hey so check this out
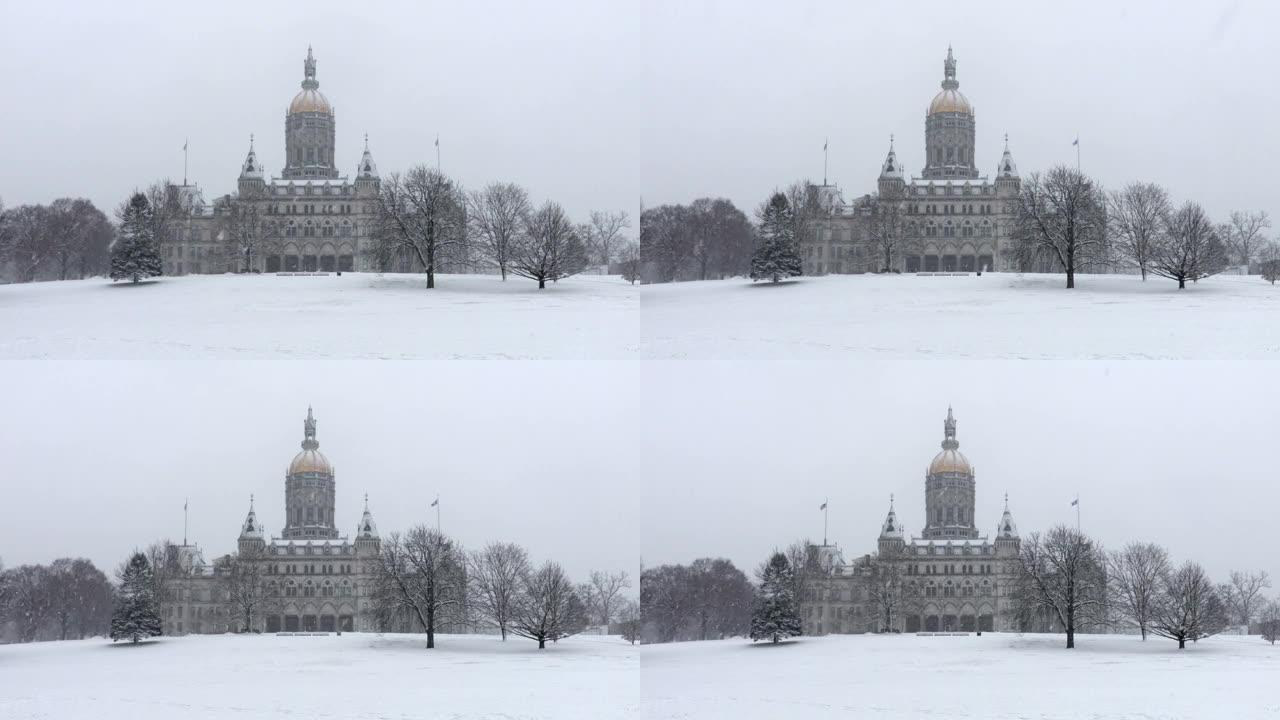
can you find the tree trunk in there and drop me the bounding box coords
[1178,277,1185,289]
[1178,637,1186,649]
[427,269,435,289]
[538,637,546,649]
[538,278,546,289]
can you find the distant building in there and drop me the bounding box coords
[801,48,1023,275]
[163,47,384,276]
[162,407,383,635]
[800,408,1029,635]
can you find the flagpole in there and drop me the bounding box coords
[183,139,189,186]
[823,138,828,186]
[1075,135,1080,172]
[183,498,188,546]
[435,134,441,172]
[823,498,829,546]
[436,495,441,533]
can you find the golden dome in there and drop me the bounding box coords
[929,89,972,115]
[929,448,972,476]
[289,89,332,115]
[289,448,332,475]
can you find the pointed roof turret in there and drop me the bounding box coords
[997,493,1019,539]
[998,134,1019,179]
[357,494,379,539]
[240,494,264,540]
[879,134,904,181]
[357,134,379,179]
[879,494,904,540]
[239,134,263,180]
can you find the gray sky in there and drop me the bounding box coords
[0,361,640,584]
[4,1,1273,233]
[634,0,1279,228]
[0,0,643,224]
[640,361,1280,587]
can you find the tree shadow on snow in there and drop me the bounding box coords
[743,639,804,649]
[103,280,164,289]
[742,280,804,289]
[102,639,164,649]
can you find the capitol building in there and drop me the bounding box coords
[160,408,384,635]
[800,408,1029,635]
[801,48,1023,275]
[161,48,385,276]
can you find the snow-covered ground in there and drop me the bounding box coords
[0,632,638,719]
[0,273,637,359]
[640,273,1280,359]
[641,633,1280,719]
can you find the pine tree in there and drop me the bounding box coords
[750,192,802,283]
[750,551,803,643]
[110,551,162,643]
[110,193,163,284]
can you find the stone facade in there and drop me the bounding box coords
[802,48,1023,276]
[161,48,384,276]
[160,407,383,635]
[800,408,1026,635]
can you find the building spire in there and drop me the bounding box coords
[942,406,959,450]
[302,406,319,451]
[302,46,318,90]
[942,46,958,90]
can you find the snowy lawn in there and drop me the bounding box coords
[641,632,1280,720]
[0,273,637,359]
[0,632,638,719]
[640,273,1280,359]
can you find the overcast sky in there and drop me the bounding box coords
[0,0,644,225]
[0,361,640,586]
[3,1,1273,233]
[640,361,1280,586]
[634,0,1279,228]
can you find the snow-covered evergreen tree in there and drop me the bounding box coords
[110,551,162,643]
[110,193,162,284]
[750,192,802,283]
[750,551,802,643]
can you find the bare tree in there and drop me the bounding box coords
[374,166,468,288]
[1222,210,1271,268]
[867,548,905,632]
[617,598,640,644]
[144,539,184,609]
[1015,525,1109,648]
[4,564,53,642]
[617,241,640,284]
[1260,599,1280,644]
[467,182,530,280]
[2,204,54,283]
[217,546,278,632]
[1260,240,1280,284]
[1221,570,1271,627]
[1014,166,1109,288]
[581,570,631,627]
[1107,541,1169,640]
[640,204,694,282]
[511,560,587,649]
[586,210,630,268]
[368,526,467,648]
[216,191,277,273]
[1107,182,1169,280]
[468,541,530,640]
[1151,201,1228,289]
[1151,561,1229,649]
[784,180,826,254]
[511,201,587,288]
[868,198,905,272]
